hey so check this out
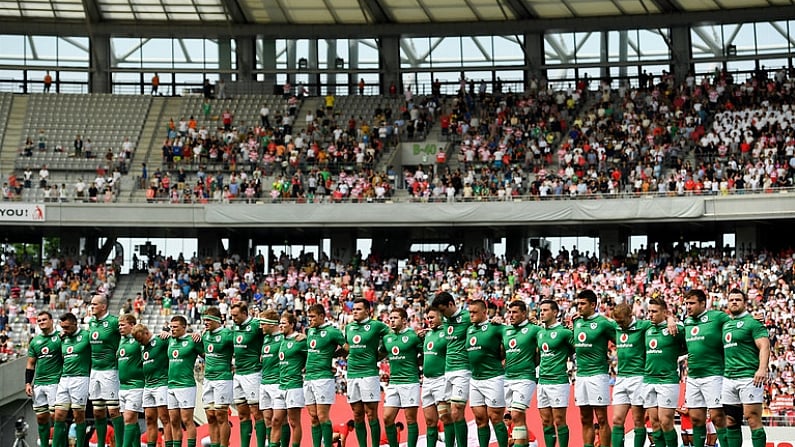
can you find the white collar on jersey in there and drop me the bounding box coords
[731,311,749,319]
[544,322,561,329]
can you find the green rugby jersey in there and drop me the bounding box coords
[62,328,92,377]
[305,323,346,381]
[537,323,573,385]
[28,330,62,385]
[504,321,540,381]
[203,327,234,381]
[278,334,307,390]
[572,314,616,377]
[643,322,686,385]
[344,318,390,379]
[723,312,769,379]
[422,327,448,379]
[168,334,203,388]
[616,319,651,377]
[260,333,283,385]
[466,321,505,380]
[233,317,265,376]
[443,307,471,373]
[384,328,422,385]
[89,313,121,371]
[141,336,169,388]
[684,309,730,378]
[117,335,145,390]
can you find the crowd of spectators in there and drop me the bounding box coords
[0,250,117,363]
[129,239,795,420]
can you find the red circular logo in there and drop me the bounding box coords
[620,333,629,343]
[427,342,434,350]
[207,344,214,353]
[171,349,179,358]
[119,348,126,357]
[278,352,285,361]
[42,347,49,355]
[352,335,362,344]
[143,352,150,360]
[391,346,400,355]
[725,333,732,343]
[691,327,699,336]
[236,335,243,343]
[447,326,454,335]
[578,332,587,342]
[66,346,74,354]
[264,346,271,354]
[649,339,658,349]
[469,336,477,346]
[309,340,317,349]
[92,332,99,340]
[541,343,549,352]
[509,339,517,349]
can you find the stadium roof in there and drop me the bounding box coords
[0,0,792,37]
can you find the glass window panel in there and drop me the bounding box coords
[573,32,600,65]
[637,29,669,61]
[401,37,430,69]
[318,40,329,70]
[30,35,58,66]
[544,32,575,65]
[402,71,431,96]
[725,60,756,81]
[607,30,622,63]
[461,36,490,67]
[724,23,756,56]
[0,35,26,65]
[141,38,173,68]
[755,21,791,55]
[356,39,379,69]
[690,25,723,59]
[431,37,462,68]
[492,36,523,66]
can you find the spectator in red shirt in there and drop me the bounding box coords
[332,420,355,447]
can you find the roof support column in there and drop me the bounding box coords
[348,39,359,96]
[327,39,337,95]
[670,25,692,85]
[378,35,400,94]
[309,39,319,95]
[219,37,233,82]
[524,32,544,90]
[235,36,256,93]
[90,33,111,94]
[287,39,297,88]
[261,39,277,93]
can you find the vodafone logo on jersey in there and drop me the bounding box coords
[143,352,150,360]
[427,342,434,351]
[620,333,629,343]
[236,335,243,344]
[309,340,317,349]
[509,339,518,349]
[391,346,400,355]
[172,350,179,358]
[207,344,214,353]
[541,343,549,352]
[649,339,658,349]
[725,333,732,343]
[352,335,362,344]
[578,332,587,342]
[469,336,477,346]
[691,327,700,336]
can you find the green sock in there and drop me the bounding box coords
[270,443,280,447]
[585,444,595,447]
[369,419,382,447]
[187,438,197,447]
[76,422,87,447]
[477,426,491,447]
[355,422,368,447]
[39,421,50,447]
[292,443,300,447]
[493,422,508,447]
[692,425,706,447]
[651,430,665,447]
[281,425,291,447]
[113,415,125,447]
[557,425,569,447]
[53,421,67,447]
[265,426,272,447]
[123,423,137,447]
[611,426,625,447]
[408,423,419,447]
[212,443,220,447]
[751,427,766,447]
[427,425,439,447]
[386,424,399,447]
[443,423,455,447]
[322,421,334,447]
[312,424,323,447]
[716,427,728,447]
[454,420,468,447]
[95,418,108,447]
[663,430,678,447]
[726,427,742,447]
[241,420,253,447]
[543,426,557,447]
[256,421,267,447]
[633,428,647,447]
[147,442,156,447]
